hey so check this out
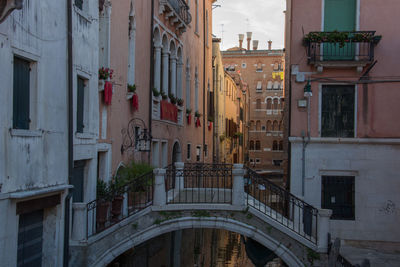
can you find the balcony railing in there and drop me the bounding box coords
[166,0,192,25]
[304,31,381,65]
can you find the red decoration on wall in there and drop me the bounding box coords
[160,100,178,123]
[132,94,139,111]
[195,117,201,128]
[186,114,192,125]
[104,81,113,105]
[208,121,212,131]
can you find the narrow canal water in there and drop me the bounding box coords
[109,229,285,267]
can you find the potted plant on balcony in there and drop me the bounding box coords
[177,98,184,107]
[194,111,201,127]
[186,108,192,124]
[109,177,126,223]
[127,84,139,111]
[207,116,213,131]
[169,93,177,105]
[99,67,114,90]
[118,162,154,211]
[160,90,168,100]
[96,179,111,230]
[152,88,161,98]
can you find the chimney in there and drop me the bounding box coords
[268,40,272,50]
[246,32,252,50]
[238,34,244,49]
[252,40,259,50]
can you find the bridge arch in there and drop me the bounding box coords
[92,214,304,267]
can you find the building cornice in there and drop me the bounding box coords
[289,137,400,145]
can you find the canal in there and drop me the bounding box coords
[109,229,285,267]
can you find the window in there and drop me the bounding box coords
[196,146,201,162]
[273,99,279,110]
[273,160,282,166]
[256,81,262,91]
[279,121,283,131]
[273,81,280,90]
[187,143,191,160]
[322,176,355,220]
[267,81,273,90]
[13,57,33,130]
[75,0,83,10]
[76,77,86,133]
[255,140,261,150]
[242,63,246,68]
[273,120,278,131]
[204,144,208,157]
[17,210,43,267]
[256,62,262,72]
[255,158,261,164]
[266,120,272,131]
[127,9,136,86]
[250,120,254,130]
[205,10,209,45]
[256,99,261,109]
[272,140,278,151]
[266,98,272,109]
[152,141,160,167]
[321,85,355,137]
[273,62,279,71]
[72,160,86,202]
[195,67,199,112]
[195,0,199,34]
[278,141,283,151]
[261,126,266,131]
[249,141,254,150]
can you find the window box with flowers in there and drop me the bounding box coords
[194,111,202,128]
[127,84,138,111]
[176,98,184,125]
[98,67,114,91]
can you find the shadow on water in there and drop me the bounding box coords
[109,229,285,267]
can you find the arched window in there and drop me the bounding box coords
[176,48,183,99]
[256,120,261,131]
[153,27,162,93]
[250,120,254,130]
[279,141,283,151]
[250,141,254,150]
[272,140,278,151]
[279,121,283,131]
[255,141,261,150]
[273,99,279,110]
[279,98,284,109]
[195,67,199,111]
[267,81,273,90]
[256,99,261,109]
[185,58,191,109]
[266,120,272,131]
[161,35,169,95]
[273,120,279,131]
[273,62,279,71]
[266,98,272,109]
[169,41,177,97]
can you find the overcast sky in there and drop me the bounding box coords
[212,0,286,51]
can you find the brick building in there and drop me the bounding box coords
[222,33,286,183]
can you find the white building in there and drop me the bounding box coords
[0,1,69,266]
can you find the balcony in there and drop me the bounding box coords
[304,31,381,72]
[159,0,192,33]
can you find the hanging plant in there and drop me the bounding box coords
[152,88,161,97]
[99,67,114,80]
[127,83,136,93]
[303,31,382,48]
[194,111,202,118]
[177,98,184,107]
[186,108,192,115]
[160,91,168,100]
[169,93,177,105]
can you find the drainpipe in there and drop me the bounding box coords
[202,0,206,163]
[301,83,312,197]
[148,0,154,164]
[64,0,73,266]
[212,60,216,162]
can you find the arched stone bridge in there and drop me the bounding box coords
[69,163,332,267]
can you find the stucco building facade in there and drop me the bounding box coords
[286,0,400,242]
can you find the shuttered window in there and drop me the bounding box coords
[321,85,355,137]
[71,160,86,202]
[256,81,262,90]
[76,77,85,133]
[13,57,30,130]
[17,210,43,267]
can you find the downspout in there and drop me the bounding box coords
[64,0,73,266]
[212,60,216,162]
[148,0,154,164]
[202,0,206,163]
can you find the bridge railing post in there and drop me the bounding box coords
[317,209,332,252]
[174,162,185,191]
[153,168,166,206]
[232,164,245,207]
[71,203,87,241]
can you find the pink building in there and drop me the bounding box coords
[286,0,400,243]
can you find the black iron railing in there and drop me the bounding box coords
[167,0,192,25]
[165,163,232,204]
[86,171,154,237]
[304,31,380,64]
[336,254,355,267]
[245,167,318,244]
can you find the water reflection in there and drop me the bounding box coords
[109,229,284,267]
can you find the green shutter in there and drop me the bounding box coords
[77,77,85,133]
[13,57,30,130]
[324,0,356,60]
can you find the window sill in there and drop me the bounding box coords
[75,132,96,139]
[10,129,43,137]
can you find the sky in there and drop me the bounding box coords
[212,0,286,51]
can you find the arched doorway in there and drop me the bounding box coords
[172,141,181,164]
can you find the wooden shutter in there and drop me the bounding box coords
[13,57,30,130]
[76,77,85,133]
[17,210,43,267]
